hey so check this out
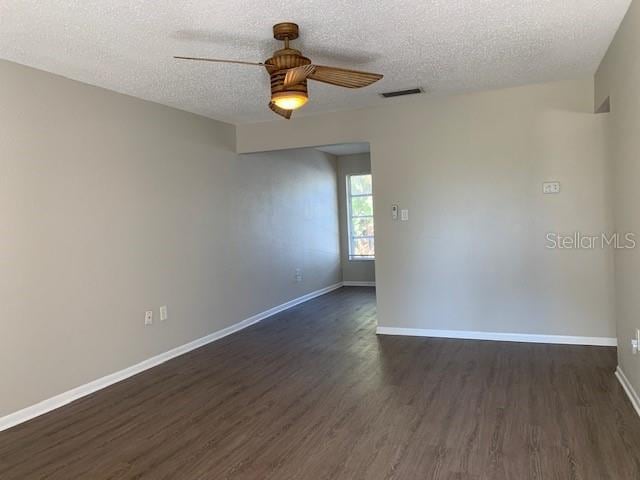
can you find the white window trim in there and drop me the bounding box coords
[346,173,375,261]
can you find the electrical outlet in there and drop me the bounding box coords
[160,305,168,321]
[633,329,640,355]
[295,268,303,283]
[144,310,153,326]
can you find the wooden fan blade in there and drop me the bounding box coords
[284,65,317,87]
[269,102,293,120]
[307,65,383,88]
[174,56,265,67]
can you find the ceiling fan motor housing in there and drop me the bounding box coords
[268,23,311,101]
[267,48,312,100]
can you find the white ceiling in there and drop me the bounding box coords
[316,143,370,156]
[0,1,631,124]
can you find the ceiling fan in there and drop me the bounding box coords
[174,22,383,119]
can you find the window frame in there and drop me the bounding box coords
[346,173,375,261]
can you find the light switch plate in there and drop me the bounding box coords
[160,305,168,321]
[401,209,409,221]
[392,205,398,220]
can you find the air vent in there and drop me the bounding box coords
[380,88,424,98]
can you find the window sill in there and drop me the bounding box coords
[348,258,375,262]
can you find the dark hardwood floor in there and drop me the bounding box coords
[1,287,640,479]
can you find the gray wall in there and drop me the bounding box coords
[237,78,616,340]
[596,0,640,397]
[0,60,340,417]
[337,153,375,283]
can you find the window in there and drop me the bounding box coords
[347,174,374,260]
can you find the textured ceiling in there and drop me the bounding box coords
[0,1,631,124]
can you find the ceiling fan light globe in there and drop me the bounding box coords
[272,91,308,110]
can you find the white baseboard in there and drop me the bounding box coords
[616,366,640,418]
[0,282,343,433]
[342,281,376,287]
[376,326,618,347]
